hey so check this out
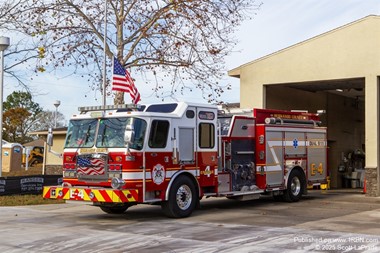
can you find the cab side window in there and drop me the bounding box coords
[149,120,169,148]
[199,123,215,148]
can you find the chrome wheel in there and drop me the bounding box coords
[291,176,301,196]
[176,184,192,210]
[284,169,305,202]
[161,175,197,218]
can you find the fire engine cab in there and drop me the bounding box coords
[43,102,327,218]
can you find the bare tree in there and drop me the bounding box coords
[0,0,49,90]
[36,110,66,129]
[6,0,261,104]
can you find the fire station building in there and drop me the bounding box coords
[228,15,379,196]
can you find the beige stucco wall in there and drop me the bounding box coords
[45,136,65,165]
[229,15,380,195]
[232,16,380,107]
[29,130,66,167]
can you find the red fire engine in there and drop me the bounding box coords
[43,102,327,218]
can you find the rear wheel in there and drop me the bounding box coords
[283,170,305,202]
[161,175,197,218]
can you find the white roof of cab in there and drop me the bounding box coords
[72,101,218,120]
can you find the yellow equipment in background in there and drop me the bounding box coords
[22,146,44,167]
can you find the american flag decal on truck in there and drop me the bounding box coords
[77,155,106,175]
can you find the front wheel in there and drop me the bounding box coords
[283,170,305,202]
[161,175,197,218]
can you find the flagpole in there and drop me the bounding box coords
[102,0,108,109]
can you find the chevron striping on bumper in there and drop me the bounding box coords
[43,186,138,203]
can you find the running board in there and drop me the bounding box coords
[204,189,265,198]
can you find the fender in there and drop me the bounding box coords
[165,170,201,201]
[284,165,307,194]
[284,166,306,188]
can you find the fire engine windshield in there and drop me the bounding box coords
[96,117,147,150]
[65,119,98,148]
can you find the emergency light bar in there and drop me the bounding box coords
[78,104,141,113]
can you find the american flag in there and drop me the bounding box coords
[112,57,141,104]
[77,156,105,175]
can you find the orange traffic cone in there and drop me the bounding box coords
[363,177,366,194]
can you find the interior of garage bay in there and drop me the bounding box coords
[265,77,365,188]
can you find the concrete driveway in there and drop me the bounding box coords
[0,189,379,252]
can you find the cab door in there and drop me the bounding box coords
[196,108,218,186]
[145,119,172,191]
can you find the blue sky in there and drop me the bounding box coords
[3,0,380,121]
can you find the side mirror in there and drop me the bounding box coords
[124,125,135,146]
[47,128,53,147]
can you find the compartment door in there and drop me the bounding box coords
[265,129,284,186]
[307,131,327,182]
[178,128,195,163]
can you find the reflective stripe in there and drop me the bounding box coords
[122,169,200,180]
[43,186,138,203]
[266,127,326,133]
[265,165,282,172]
[122,171,151,180]
[267,141,282,172]
[166,169,199,178]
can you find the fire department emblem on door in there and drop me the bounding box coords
[152,164,165,185]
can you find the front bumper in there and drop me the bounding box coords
[43,186,138,203]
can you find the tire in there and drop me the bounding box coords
[283,169,305,202]
[99,204,131,214]
[161,175,197,218]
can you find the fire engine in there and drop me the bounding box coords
[43,102,327,218]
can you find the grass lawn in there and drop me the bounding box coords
[0,194,65,206]
[1,165,65,206]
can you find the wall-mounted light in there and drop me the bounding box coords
[317,110,326,116]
